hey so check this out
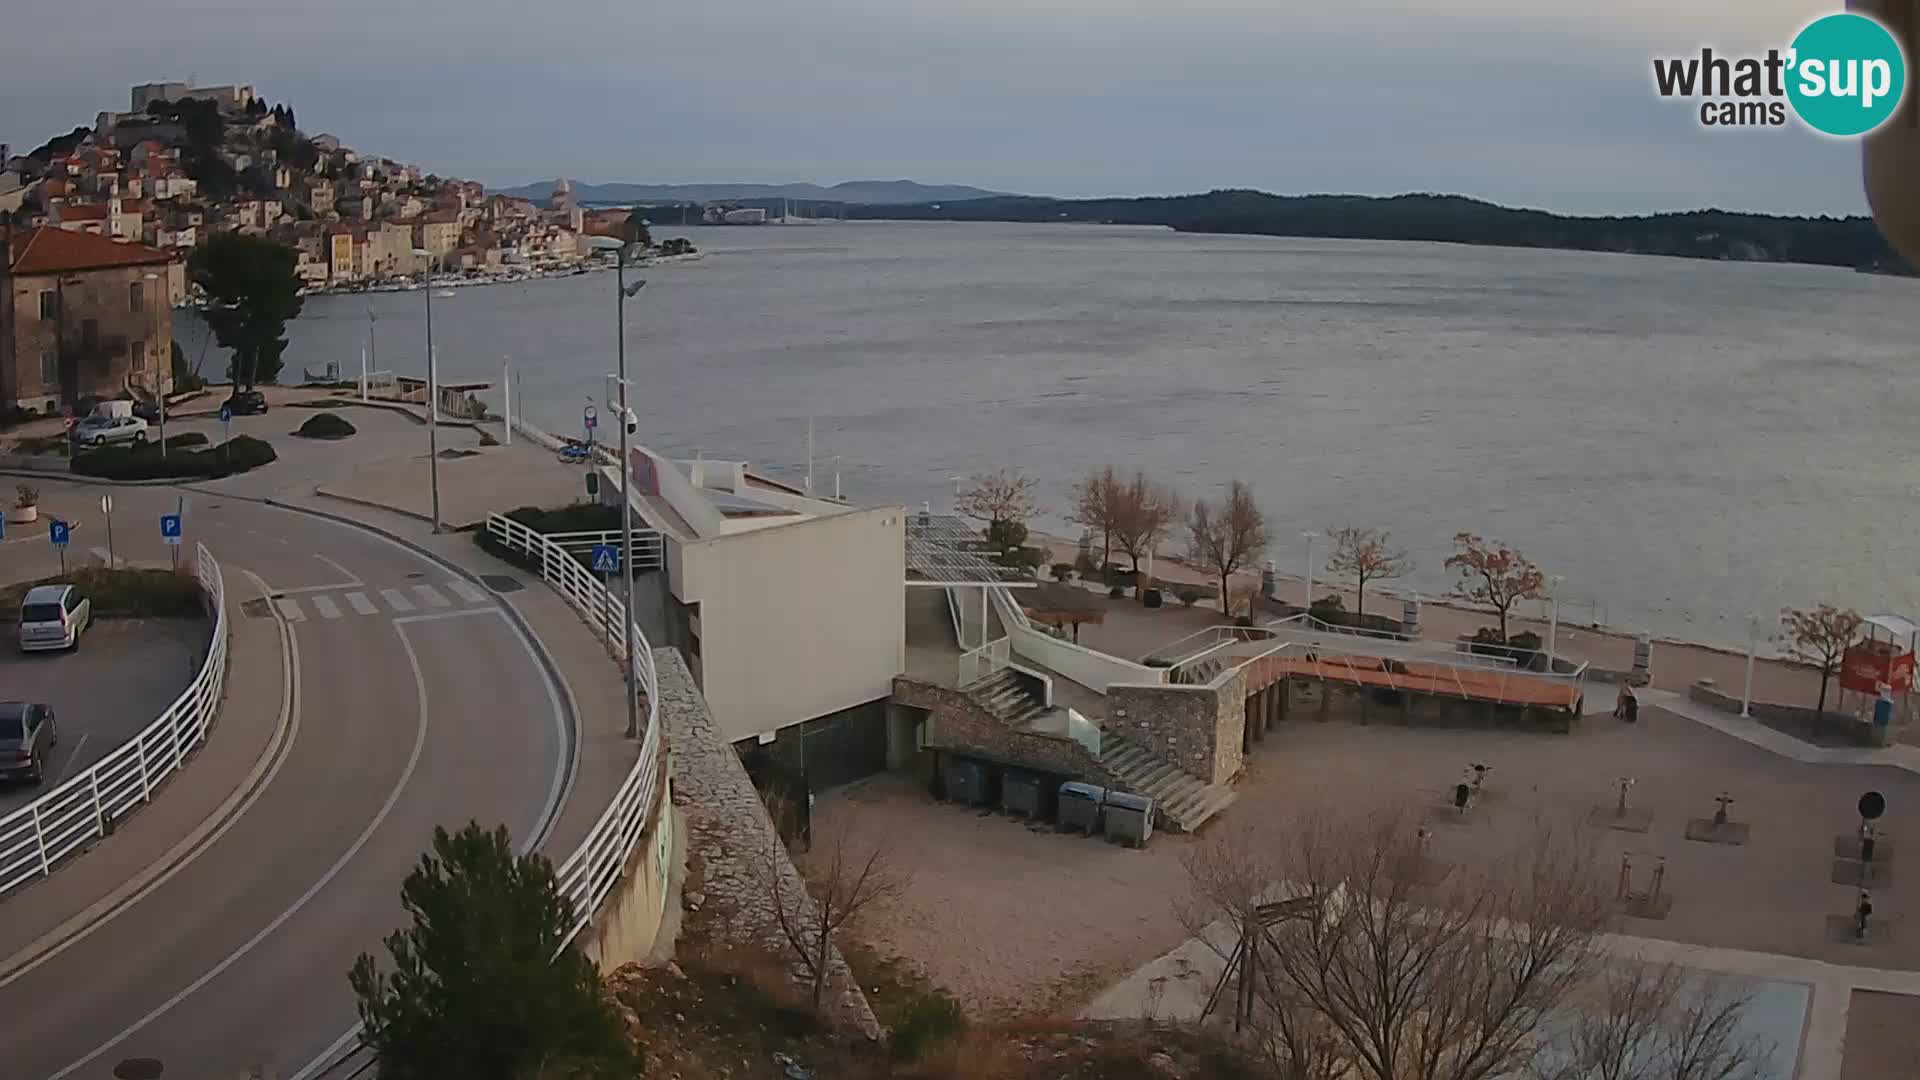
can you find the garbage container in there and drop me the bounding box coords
[1103,791,1155,848]
[1002,769,1044,819]
[1058,781,1106,834]
[943,757,990,807]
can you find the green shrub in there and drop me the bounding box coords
[1050,562,1074,582]
[1176,587,1201,607]
[890,991,967,1061]
[71,435,276,480]
[165,431,210,449]
[0,567,203,618]
[294,411,357,439]
[505,502,622,534]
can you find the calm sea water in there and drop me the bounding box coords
[195,221,1920,648]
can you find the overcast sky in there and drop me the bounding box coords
[0,0,1872,215]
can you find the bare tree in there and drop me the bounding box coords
[765,809,908,1010]
[1444,532,1546,641]
[1257,813,1613,1080]
[1325,525,1413,620]
[956,468,1037,530]
[1112,471,1177,578]
[1067,466,1123,572]
[1536,961,1768,1080]
[1189,480,1268,618]
[1779,604,1863,716]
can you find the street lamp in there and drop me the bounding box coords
[1741,614,1762,719]
[142,271,167,456]
[1302,531,1320,612]
[411,248,442,532]
[1546,574,1565,670]
[587,233,648,741]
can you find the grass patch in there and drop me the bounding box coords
[0,567,203,618]
[294,412,357,439]
[71,435,276,481]
[12,433,71,457]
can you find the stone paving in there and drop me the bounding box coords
[658,650,881,1038]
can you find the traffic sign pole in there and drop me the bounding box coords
[101,494,115,569]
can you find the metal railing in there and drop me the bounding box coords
[0,543,227,898]
[485,512,663,944]
[540,529,665,572]
[958,636,1010,688]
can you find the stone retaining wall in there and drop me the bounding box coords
[893,676,1121,788]
[660,650,881,1037]
[1108,670,1246,785]
[1689,678,1885,747]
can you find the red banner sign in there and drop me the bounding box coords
[1841,642,1916,695]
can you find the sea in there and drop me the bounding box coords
[181,220,1920,650]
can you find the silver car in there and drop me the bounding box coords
[73,414,149,447]
[0,702,59,786]
[18,584,91,652]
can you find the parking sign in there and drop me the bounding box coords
[49,519,70,547]
[161,514,183,546]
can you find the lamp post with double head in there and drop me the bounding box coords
[588,233,648,740]
[411,249,441,532]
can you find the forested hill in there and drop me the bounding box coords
[845,190,1910,273]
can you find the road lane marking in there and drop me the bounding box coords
[311,594,341,620]
[311,553,361,585]
[379,588,414,612]
[273,597,305,622]
[446,579,487,604]
[345,591,377,616]
[47,602,433,1080]
[0,567,302,990]
[412,584,451,609]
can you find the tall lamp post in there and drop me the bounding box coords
[1546,574,1565,670]
[411,249,442,532]
[1301,530,1320,613]
[588,234,648,740]
[142,271,167,457]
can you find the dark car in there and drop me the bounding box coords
[0,702,59,786]
[131,399,161,423]
[224,389,269,415]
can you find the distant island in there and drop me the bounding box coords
[841,190,1913,275]
[495,178,1011,206]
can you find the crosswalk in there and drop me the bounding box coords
[271,580,493,622]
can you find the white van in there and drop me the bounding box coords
[87,400,135,422]
[18,584,91,652]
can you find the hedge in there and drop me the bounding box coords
[0,567,204,618]
[294,412,357,439]
[71,435,277,480]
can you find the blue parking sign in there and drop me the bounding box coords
[219,404,233,424]
[49,519,70,547]
[161,513,183,545]
[590,543,620,574]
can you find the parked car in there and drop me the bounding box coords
[73,413,149,447]
[0,702,59,786]
[223,389,269,415]
[17,584,91,653]
[131,399,162,423]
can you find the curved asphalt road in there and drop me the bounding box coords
[0,485,569,1079]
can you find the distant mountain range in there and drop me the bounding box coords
[494,178,1013,205]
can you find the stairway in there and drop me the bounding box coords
[1098,734,1238,832]
[965,668,1050,728]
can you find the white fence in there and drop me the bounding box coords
[485,512,664,944]
[0,543,227,898]
[541,529,665,573]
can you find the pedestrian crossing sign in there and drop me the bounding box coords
[591,544,620,574]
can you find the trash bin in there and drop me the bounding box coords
[1002,769,1044,819]
[1058,781,1106,834]
[1103,791,1155,848]
[943,757,990,807]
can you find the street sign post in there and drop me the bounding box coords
[49,518,70,575]
[590,542,620,646]
[586,471,599,498]
[161,513,183,569]
[219,404,233,461]
[584,404,598,456]
[100,493,115,568]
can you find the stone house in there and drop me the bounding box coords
[2,227,175,413]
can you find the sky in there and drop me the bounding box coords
[0,0,1877,216]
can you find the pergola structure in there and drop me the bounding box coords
[905,511,1034,684]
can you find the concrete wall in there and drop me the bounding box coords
[579,773,678,972]
[675,505,907,743]
[1689,679,1885,747]
[1007,617,1165,693]
[895,676,1120,788]
[1107,669,1246,785]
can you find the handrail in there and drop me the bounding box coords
[0,543,228,898]
[539,529,665,571]
[485,513,664,944]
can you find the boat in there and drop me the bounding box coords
[433,289,457,299]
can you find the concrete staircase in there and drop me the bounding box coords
[965,668,1049,728]
[1098,734,1238,832]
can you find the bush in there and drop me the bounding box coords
[71,435,277,480]
[890,991,967,1061]
[294,411,357,439]
[165,432,210,449]
[1109,584,1126,599]
[1176,586,1201,607]
[0,567,203,618]
[1050,562,1074,582]
[1073,551,1097,576]
[505,502,621,534]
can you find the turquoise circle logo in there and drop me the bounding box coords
[1786,13,1907,136]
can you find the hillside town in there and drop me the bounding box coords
[0,81,644,297]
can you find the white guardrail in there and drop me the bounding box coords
[485,512,663,944]
[0,542,227,897]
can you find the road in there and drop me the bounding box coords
[0,481,571,1079]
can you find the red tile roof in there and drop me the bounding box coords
[8,227,174,275]
[57,204,111,221]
